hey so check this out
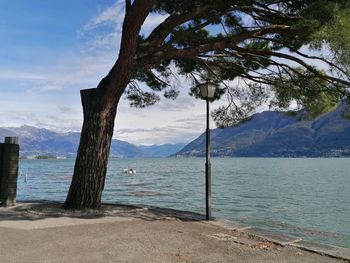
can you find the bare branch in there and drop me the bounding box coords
[231,46,350,86]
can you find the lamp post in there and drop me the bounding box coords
[197,82,217,220]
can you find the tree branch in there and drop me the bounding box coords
[100,0,155,105]
[142,4,212,48]
[139,24,292,65]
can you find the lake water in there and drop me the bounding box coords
[17,157,350,248]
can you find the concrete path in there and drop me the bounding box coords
[0,202,348,263]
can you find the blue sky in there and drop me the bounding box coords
[0,0,214,145]
[0,1,333,145]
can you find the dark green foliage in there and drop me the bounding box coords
[125,82,160,108]
[342,110,350,120]
[127,0,350,126]
[211,83,269,127]
[269,68,341,119]
[312,6,350,77]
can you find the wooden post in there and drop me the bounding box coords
[0,143,3,198]
[0,137,20,207]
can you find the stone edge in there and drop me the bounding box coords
[211,218,350,261]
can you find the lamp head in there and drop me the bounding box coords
[198,82,217,100]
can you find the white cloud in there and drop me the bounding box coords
[79,0,168,51]
[0,70,48,81]
[142,13,168,35]
[81,0,168,36]
[82,1,125,31]
[0,1,219,145]
[79,1,124,51]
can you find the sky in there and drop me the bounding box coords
[0,0,225,145]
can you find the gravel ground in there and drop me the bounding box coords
[0,202,348,263]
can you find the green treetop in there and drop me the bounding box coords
[126,0,350,126]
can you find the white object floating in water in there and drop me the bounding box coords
[122,168,136,174]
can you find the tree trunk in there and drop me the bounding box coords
[64,88,119,209]
[64,0,155,209]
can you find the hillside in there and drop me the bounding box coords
[138,144,186,157]
[174,103,350,157]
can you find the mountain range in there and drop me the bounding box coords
[173,103,350,157]
[1,103,350,158]
[0,126,184,158]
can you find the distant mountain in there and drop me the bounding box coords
[0,126,183,158]
[138,143,186,157]
[174,103,350,157]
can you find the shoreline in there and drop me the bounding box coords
[0,201,349,262]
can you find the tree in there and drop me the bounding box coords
[313,3,350,76]
[64,0,350,209]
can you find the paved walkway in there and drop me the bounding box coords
[0,202,349,263]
